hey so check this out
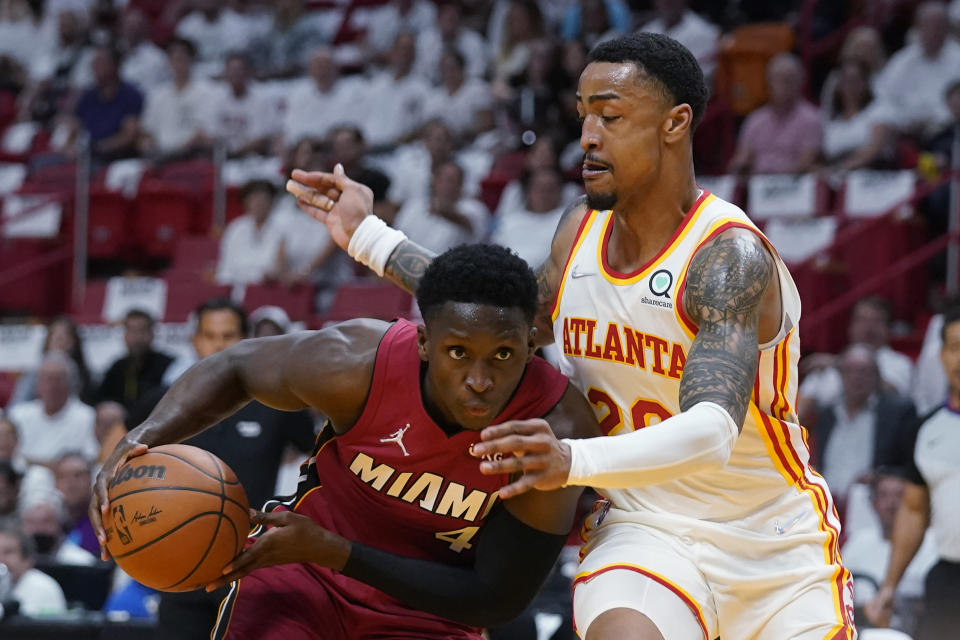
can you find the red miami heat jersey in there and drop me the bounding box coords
[288,320,567,628]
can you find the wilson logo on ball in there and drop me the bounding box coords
[110,464,167,489]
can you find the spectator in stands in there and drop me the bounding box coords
[248,0,329,80]
[494,38,568,134]
[117,7,170,91]
[127,298,315,640]
[492,166,572,267]
[729,53,823,175]
[561,0,631,48]
[640,0,720,85]
[494,134,582,215]
[19,490,95,566]
[282,46,362,151]
[422,49,492,140]
[96,309,172,413]
[918,80,960,236]
[354,0,437,57]
[821,60,894,171]
[801,296,915,411]
[875,1,960,139]
[811,343,918,502]
[93,401,126,467]
[174,0,255,79]
[0,0,40,87]
[0,525,67,617]
[0,460,21,528]
[20,7,94,124]
[208,52,275,157]
[326,126,391,215]
[8,352,98,466]
[394,160,489,254]
[249,306,291,338]
[843,469,937,634]
[53,452,97,556]
[68,44,143,161]
[491,0,545,84]
[138,37,217,161]
[216,179,283,287]
[362,31,431,148]
[867,305,960,638]
[413,0,488,83]
[819,26,888,109]
[0,416,54,501]
[10,316,95,407]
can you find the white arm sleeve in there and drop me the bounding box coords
[562,401,739,489]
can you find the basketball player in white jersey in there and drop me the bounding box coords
[285,32,855,640]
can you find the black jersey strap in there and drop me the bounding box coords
[342,505,567,627]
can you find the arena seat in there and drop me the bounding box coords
[134,180,199,259]
[71,279,108,324]
[715,23,795,116]
[324,281,413,325]
[172,234,219,273]
[163,279,231,322]
[87,188,133,260]
[243,284,316,323]
[0,371,18,409]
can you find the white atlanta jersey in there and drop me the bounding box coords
[552,190,841,528]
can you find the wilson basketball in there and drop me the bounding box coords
[103,444,250,592]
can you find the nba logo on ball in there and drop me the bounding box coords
[104,444,250,592]
[649,270,673,298]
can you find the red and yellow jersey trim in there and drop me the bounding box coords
[597,191,713,285]
[551,209,599,322]
[572,563,710,640]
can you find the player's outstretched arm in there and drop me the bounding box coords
[89,320,387,553]
[474,228,774,493]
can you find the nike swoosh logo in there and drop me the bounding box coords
[571,267,594,279]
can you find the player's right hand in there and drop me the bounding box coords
[285,164,374,251]
[89,436,149,561]
[864,585,895,627]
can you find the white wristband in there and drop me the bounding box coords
[347,215,408,277]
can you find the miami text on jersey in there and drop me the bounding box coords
[349,452,499,522]
[559,317,686,380]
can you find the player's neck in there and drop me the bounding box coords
[606,170,699,272]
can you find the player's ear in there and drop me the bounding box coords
[663,103,693,143]
[416,325,430,362]
[527,327,537,362]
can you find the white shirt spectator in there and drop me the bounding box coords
[141,79,218,154]
[800,345,915,406]
[354,0,437,55]
[385,144,489,205]
[121,40,171,92]
[875,40,960,133]
[422,79,492,138]
[492,182,583,267]
[175,9,260,78]
[362,71,431,147]
[823,102,889,162]
[56,539,96,565]
[12,568,67,617]
[394,196,489,254]
[207,83,278,154]
[641,10,720,80]
[271,199,333,273]
[283,77,365,147]
[843,526,937,601]
[215,214,283,286]
[951,0,960,26]
[29,40,94,88]
[0,9,40,69]
[7,397,97,464]
[414,27,488,83]
[912,314,948,415]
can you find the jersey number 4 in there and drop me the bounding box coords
[436,526,480,552]
[587,387,673,436]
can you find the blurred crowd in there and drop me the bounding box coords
[2,0,960,638]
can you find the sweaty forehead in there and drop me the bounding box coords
[578,61,668,107]
[428,302,528,338]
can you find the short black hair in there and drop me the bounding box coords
[586,32,708,128]
[417,244,538,324]
[166,37,197,58]
[0,523,34,559]
[125,308,155,326]
[942,304,960,343]
[194,298,248,336]
[855,295,894,325]
[242,179,277,200]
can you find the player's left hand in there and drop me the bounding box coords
[204,509,351,592]
[471,419,572,499]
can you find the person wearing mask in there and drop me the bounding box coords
[19,490,96,566]
[0,525,66,617]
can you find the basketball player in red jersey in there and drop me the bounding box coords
[90,244,599,640]
[288,33,855,640]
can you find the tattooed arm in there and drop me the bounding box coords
[473,228,776,494]
[679,228,775,429]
